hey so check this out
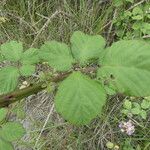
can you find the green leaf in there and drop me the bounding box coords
[124,100,132,110]
[0,108,8,122]
[1,41,23,61]
[39,41,74,71]
[121,109,129,115]
[97,40,150,96]
[70,31,106,65]
[0,138,13,150]
[132,15,143,20]
[140,110,147,119]
[19,64,35,76]
[21,48,39,65]
[132,7,143,15]
[0,122,25,142]
[55,72,106,125]
[131,107,141,115]
[141,100,150,109]
[0,67,19,94]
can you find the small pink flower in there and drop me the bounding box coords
[119,120,135,135]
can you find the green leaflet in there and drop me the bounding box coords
[71,31,106,64]
[0,67,19,94]
[20,64,35,77]
[97,40,150,96]
[39,41,74,71]
[55,72,106,125]
[21,48,39,65]
[0,108,8,122]
[1,41,23,61]
[0,122,25,142]
[0,138,13,150]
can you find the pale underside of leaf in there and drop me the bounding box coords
[21,48,39,65]
[98,40,150,96]
[0,138,13,150]
[0,122,25,142]
[39,41,74,71]
[1,41,23,61]
[71,31,106,64]
[0,67,19,94]
[55,72,106,125]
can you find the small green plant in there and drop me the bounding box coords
[0,108,25,149]
[113,2,150,39]
[122,98,150,119]
[1,31,150,127]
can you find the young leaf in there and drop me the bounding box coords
[55,72,106,125]
[21,48,39,65]
[140,110,147,119]
[0,122,25,142]
[0,108,8,122]
[0,67,19,94]
[141,100,150,109]
[19,65,35,77]
[39,41,74,71]
[123,100,132,110]
[70,31,106,65]
[0,138,13,150]
[131,107,141,115]
[1,41,23,61]
[97,40,150,96]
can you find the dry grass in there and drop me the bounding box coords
[1,0,150,150]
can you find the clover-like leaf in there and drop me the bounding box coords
[0,67,19,94]
[39,41,74,71]
[0,138,13,150]
[19,65,35,77]
[21,48,39,65]
[55,72,106,125]
[1,41,23,61]
[141,100,150,109]
[0,122,25,142]
[71,31,106,65]
[0,108,8,122]
[97,40,150,96]
[140,110,147,119]
[123,100,132,110]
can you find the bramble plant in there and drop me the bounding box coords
[0,31,150,144]
[113,2,150,39]
[0,108,25,149]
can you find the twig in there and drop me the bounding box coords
[0,72,70,108]
[34,104,54,149]
[127,0,146,11]
[107,9,117,43]
[0,66,97,108]
[31,11,61,47]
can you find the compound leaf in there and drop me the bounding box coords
[19,64,35,77]
[0,108,8,122]
[71,31,106,65]
[97,40,150,96]
[0,122,25,142]
[1,41,23,61]
[21,48,39,65]
[0,67,19,94]
[39,41,74,71]
[55,72,106,125]
[0,138,13,150]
